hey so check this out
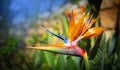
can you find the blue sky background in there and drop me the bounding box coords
[8,0,66,24]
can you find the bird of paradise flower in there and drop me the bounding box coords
[28,11,103,56]
[27,10,103,69]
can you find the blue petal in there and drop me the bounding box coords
[47,29,68,43]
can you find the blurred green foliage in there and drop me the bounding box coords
[1,36,18,55]
[0,36,25,70]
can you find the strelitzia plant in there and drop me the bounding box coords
[28,10,103,70]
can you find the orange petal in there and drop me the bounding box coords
[87,17,99,28]
[68,11,75,41]
[80,13,91,34]
[71,14,84,41]
[81,18,95,35]
[84,13,90,25]
[81,27,103,38]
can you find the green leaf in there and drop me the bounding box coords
[71,56,81,68]
[89,33,106,70]
[67,56,79,70]
[89,33,104,59]
[107,33,116,56]
[90,37,95,48]
[78,38,90,52]
[40,63,51,70]
[112,53,120,70]
[54,54,66,70]
[32,50,42,65]
[41,51,55,69]
[32,50,43,70]
[61,15,68,36]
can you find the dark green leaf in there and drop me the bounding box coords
[89,33,106,70]
[89,33,104,59]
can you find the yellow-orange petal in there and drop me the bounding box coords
[68,11,75,40]
[81,18,95,35]
[80,13,91,34]
[71,14,84,41]
[81,27,103,38]
[87,17,99,28]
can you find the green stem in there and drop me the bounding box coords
[83,52,89,70]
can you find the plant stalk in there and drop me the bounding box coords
[83,52,89,70]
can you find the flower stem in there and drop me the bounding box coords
[83,52,89,70]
